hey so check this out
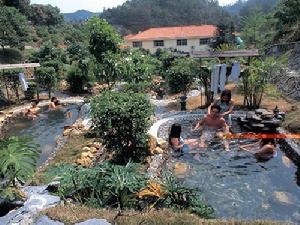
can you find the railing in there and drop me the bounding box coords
[265,41,300,56]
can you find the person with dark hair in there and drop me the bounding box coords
[25,100,40,119]
[208,89,234,126]
[168,123,193,155]
[239,138,277,161]
[192,105,229,151]
[49,97,61,110]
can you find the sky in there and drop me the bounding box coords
[30,0,238,13]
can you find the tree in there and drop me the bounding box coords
[241,11,268,47]
[2,0,30,14]
[274,0,300,41]
[28,4,64,26]
[90,91,153,163]
[0,6,30,50]
[86,16,122,88]
[166,58,195,94]
[36,67,57,99]
[87,16,121,62]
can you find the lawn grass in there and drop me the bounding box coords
[42,204,292,225]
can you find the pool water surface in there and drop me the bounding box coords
[4,104,80,165]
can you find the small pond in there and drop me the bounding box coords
[158,117,300,224]
[4,104,80,165]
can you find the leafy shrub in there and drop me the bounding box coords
[123,81,151,93]
[120,50,160,83]
[0,48,23,64]
[0,136,40,187]
[66,60,95,93]
[46,162,147,209]
[24,82,37,100]
[90,91,153,163]
[166,58,195,94]
[36,66,57,98]
[45,163,213,218]
[41,60,64,77]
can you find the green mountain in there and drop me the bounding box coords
[101,0,232,34]
[223,0,279,17]
[63,10,100,22]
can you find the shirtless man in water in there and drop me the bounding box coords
[192,105,230,151]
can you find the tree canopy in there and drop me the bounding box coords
[102,0,232,34]
[0,6,30,49]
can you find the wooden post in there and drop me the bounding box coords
[34,67,39,100]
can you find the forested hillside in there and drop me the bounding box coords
[224,0,279,17]
[101,0,232,34]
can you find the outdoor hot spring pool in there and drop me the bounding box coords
[4,104,80,165]
[158,117,300,224]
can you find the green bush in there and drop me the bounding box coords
[0,48,23,64]
[36,66,57,98]
[166,58,195,94]
[90,91,153,163]
[41,60,64,77]
[66,60,95,93]
[44,163,214,218]
[45,162,146,209]
[24,82,37,100]
[123,81,151,93]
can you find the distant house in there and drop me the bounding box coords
[124,25,218,54]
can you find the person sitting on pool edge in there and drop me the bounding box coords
[239,138,277,161]
[25,100,40,119]
[49,97,61,110]
[192,104,230,151]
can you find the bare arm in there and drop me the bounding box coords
[192,118,205,131]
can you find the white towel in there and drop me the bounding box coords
[219,64,227,91]
[18,73,28,91]
[211,65,220,94]
[229,61,240,84]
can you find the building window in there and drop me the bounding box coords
[200,38,210,45]
[177,39,187,46]
[132,41,142,48]
[153,40,164,47]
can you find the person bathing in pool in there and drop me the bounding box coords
[192,105,230,151]
[169,123,199,155]
[25,100,40,119]
[239,138,277,161]
[49,97,61,110]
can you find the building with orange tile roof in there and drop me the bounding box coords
[124,25,218,53]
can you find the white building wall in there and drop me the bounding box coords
[125,37,212,54]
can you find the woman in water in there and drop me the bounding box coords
[49,97,61,110]
[239,138,277,161]
[208,89,234,127]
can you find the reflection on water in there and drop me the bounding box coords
[5,105,79,165]
[163,120,300,224]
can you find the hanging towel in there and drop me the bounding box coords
[211,65,220,95]
[229,61,241,84]
[219,64,227,91]
[18,73,28,91]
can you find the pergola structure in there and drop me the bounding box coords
[0,63,41,102]
[189,49,260,108]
